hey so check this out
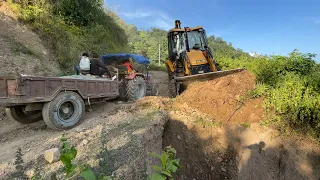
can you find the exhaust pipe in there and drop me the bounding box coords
[175,20,181,29]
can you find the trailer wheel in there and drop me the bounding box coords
[126,76,146,101]
[42,91,85,130]
[5,106,42,124]
[168,79,177,98]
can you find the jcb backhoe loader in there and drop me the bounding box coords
[165,20,245,97]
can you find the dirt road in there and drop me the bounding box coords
[1,70,320,180]
[0,70,168,161]
[0,70,169,179]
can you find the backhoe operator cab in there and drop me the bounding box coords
[166,20,221,77]
[165,20,222,97]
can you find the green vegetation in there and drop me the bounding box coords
[107,10,169,70]
[241,122,251,128]
[28,136,180,180]
[149,146,181,180]
[214,46,320,139]
[195,116,218,128]
[9,0,129,74]
[8,0,168,74]
[31,135,112,180]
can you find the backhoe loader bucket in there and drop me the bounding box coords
[175,68,246,84]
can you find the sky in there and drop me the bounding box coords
[104,0,320,62]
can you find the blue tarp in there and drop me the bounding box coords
[101,54,150,65]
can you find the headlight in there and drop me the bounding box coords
[196,60,206,63]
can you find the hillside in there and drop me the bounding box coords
[0,2,60,76]
[0,0,320,180]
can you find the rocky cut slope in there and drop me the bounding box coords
[0,2,60,77]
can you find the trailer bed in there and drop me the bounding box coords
[0,75,119,106]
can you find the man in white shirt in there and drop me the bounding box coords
[79,52,91,75]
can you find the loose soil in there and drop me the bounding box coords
[174,70,264,124]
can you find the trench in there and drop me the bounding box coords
[162,118,239,180]
[160,116,315,180]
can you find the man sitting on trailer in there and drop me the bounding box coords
[90,52,116,80]
[79,52,91,75]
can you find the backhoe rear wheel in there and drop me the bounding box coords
[126,76,147,101]
[5,106,42,124]
[42,91,85,130]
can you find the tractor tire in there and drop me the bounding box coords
[126,76,147,101]
[168,79,177,98]
[151,80,159,96]
[5,106,42,124]
[118,80,127,100]
[42,91,85,130]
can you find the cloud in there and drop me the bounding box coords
[249,52,261,57]
[122,11,152,19]
[120,9,173,30]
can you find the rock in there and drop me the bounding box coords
[177,135,182,140]
[117,101,123,104]
[26,169,35,179]
[211,166,215,171]
[221,167,227,172]
[82,139,89,145]
[217,157,223,162]
[44,148,60,163]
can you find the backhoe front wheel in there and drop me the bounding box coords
[168,79,177,98]
[5,106,42,124]
[42,91,85,130]
[126,76,147,101]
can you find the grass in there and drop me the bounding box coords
[240,122,251,128]
[10,37,35,56]
[195,116,217,128]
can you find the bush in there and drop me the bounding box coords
[148,63,167,71]
[217,49,320,139]
[264,74,320,134]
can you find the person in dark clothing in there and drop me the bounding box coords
[89,52,113,78]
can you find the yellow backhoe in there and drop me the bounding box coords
[165,20,245,97]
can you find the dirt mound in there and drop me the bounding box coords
[174,70,264,123]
